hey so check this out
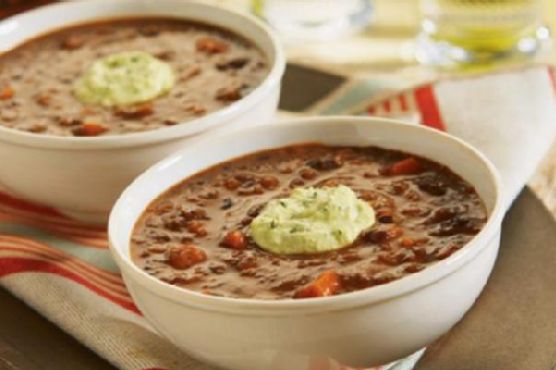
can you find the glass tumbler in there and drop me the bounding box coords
[252,0,373,41]
[416,0,551,66]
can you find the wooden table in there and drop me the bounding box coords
[0,287,113,370]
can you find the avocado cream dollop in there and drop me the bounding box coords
[250,186,376,255]
[74,51,175,107]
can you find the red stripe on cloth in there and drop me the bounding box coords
[0,211,108,239]
[548,67,556,97]
[382,100,391,113]
[0,257,140,314]
[0,192,106,234]
[367,105,377,115]
[0,191,64,218]
[398,94,409,111]
[413,85,445,131]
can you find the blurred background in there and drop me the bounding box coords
[203,0,553,85]
[1,0,554,87]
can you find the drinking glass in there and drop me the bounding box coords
[416,0,551,66]
[252,0,373,41]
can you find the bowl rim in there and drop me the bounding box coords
[0,0,285,150]
[109,116,505,315]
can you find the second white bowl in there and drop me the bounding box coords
[0,0,285,223]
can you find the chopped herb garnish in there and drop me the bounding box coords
[331,229,344,239]
[290,225,303,233]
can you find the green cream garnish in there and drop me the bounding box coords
[250,186,376,255]
[74,51,174,107]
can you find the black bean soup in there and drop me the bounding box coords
[0,17,269,136]
[131,144,487,300]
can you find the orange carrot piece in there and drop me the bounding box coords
[195,37,229,54]
[0,86,14,100]
[388,158,423,175]
[294,271,341,299]
[73,122,109,137]
[168,244,207,270]
[221,230,247,250]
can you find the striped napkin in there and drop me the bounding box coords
[327,65,556,207]
[1,64,555,370]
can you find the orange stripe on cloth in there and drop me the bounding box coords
[0,191,107,232]
[0,257,139,314]
[0,213,108,249]
[413,85,445,131]
[398,93,409,111]
[0,246,130,298]
[0,235,122,285]
[0,204,107,237]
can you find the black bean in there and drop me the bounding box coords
[429,217,484,236]
[247,204,265,217]
[414,174,448,196]
[221,198,233,210]
[216,57,250,71]
[306,156,343,171]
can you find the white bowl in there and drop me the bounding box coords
[109,117,504,370]
[0,0,285,224]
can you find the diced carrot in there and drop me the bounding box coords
[221,230,247,250]
[299,168,318,180]
[114,102,154,119]
[180,65,201,81]
[168,244,207,270]
[386,226,404,240]
[195,37,229,54]
[186,221,208,237]
[27,123,47,133]
[224,178,241,190]
[0,86,14,100]
[72,122,108,137]
[400,237,416,248]
[35,93,50,107]
[260,175,279,189]
[215,86,241,102]
[378,252,402,266]
[387,158,423,176]
[294,271,341,299]
[184,102,206,115]
[60,35,86,50]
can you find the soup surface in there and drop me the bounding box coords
[131,144,487,300]
[0,17,268,136]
